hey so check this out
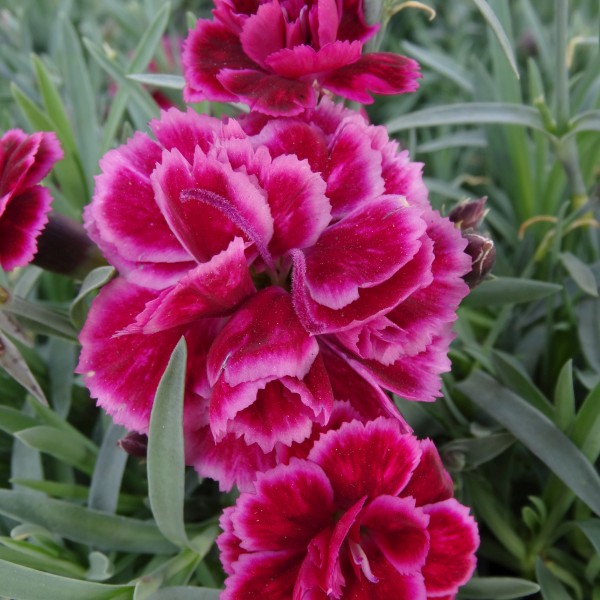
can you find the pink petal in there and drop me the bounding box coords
[323,53,421,104]
[182,20,256,103]
[232,460,335,553]
[422,500,479,596]
[308,419,421,507]
[207,287,319,387]
[124,237,256,333]
[337,0,379,42]
[21,131,63,188]
[218,68,316,116]
[323,120,386,218]
[248,119,330,174]
[222,549,303,600]
[259,153,331,256]
[315,0,339,47]
[0,187,52,271]
[239,0,286,68]
[265,41,362,79]
[88,132,192,288]
[347,328,455,402]
[360,495,430,575]
[0,129,36,199]
[299,198,425,310]
[218,507,242,574]
[401,439,455,507]
[76,277,216,432]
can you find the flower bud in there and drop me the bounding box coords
[463,232,496,288]
[448,197,488,231]
[118,431,148,459]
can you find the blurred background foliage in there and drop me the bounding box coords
[0,0,599,598]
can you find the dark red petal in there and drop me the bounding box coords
[308,418,421,507]
[239,0,286,67]
[323,53,421,103]
[218,68,316,116]
[182,20,256,102]
[422,500,479,596]
[401,439,454,506]
[232,460,335,552]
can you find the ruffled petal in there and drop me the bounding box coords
[218,68,316,116]
[240,0,286,68]
[360,495,430,575]
[308,419,421,507]
[422,500,479,597]
[207,287,319,387]
[231,459,335,552]
[182,19,256,103]
[0,187,52,271]
[124,237,256,333]
[323,53,421,103]
[218,507,243,574]
[401,439,454,507]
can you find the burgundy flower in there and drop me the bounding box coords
[182,0,421,116]
[218,418,479,599]
[0,129,63,271]
[79,101,469,490]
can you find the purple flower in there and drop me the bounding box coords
[0,129,63,271]
[182,0,421,116]
[218,418,479,599]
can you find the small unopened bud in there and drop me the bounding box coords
[519,31,538,58]
[449,197,488,231]
[118,431,148,459]
[32,213,105,280]
[463,232,496,288]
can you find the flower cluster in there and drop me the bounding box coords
[0,129,62,271]
[74,0,480,595]
[182,0,421,115]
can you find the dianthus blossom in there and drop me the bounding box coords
[77,100,470,491]
[182,0,421,115]
[218,417,479,599]
[0,129,63,271]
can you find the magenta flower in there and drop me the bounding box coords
[79,101,469,490]
[218,418,479,599]
[182,0,421,116]
[0,129,63,271]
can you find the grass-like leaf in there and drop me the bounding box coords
[559,252,598,297]
[127,74,185,89]
[458,576,539,599]
[0,558,133,600]
[0,490,177,554]
[462,277,562,308]
[458,371,600,516]
[535,558,571,600]
[70,266,115,329]
[386,103,547,135]
[148,338,189,548]
[148,589,221,599]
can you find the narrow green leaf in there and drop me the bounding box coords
[10,82,55,132]
[15,426,97,476]
[0,407,39,435]
[572,381,600,461]
[535,557,572,600]
[567,109,600,138]
[559,252,598,297]
[417,130,487,154]
[47,337,76,418]
[0,490,177,554]
[578,299,600,372]
[402,41,474,93]
[462,277,562,308]
[149,589,221,600]
[84,38,159,125]
[57,16,98,190]
[86,551,114,582]
[491,350,553,417]
[0,558,133,600]
[554,360,575,430]
[88,423,127,514]
[70,266,115,329]
[459,576,540,599]
[457,372,600,516]
[0,333,48,406]
[0,543,85,579]
[127,74,185,89]
[31,54,77,153]
[441,433,514,470]
[471,0,520,80]
[575,520,600,555]
[102,3,171,151]
[386,103,547,135]
[148,338,189,548]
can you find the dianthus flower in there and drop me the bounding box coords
[78,100,469,490]
[218,417,479,599]
[182,0,421,115]
[0,129,63,271]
